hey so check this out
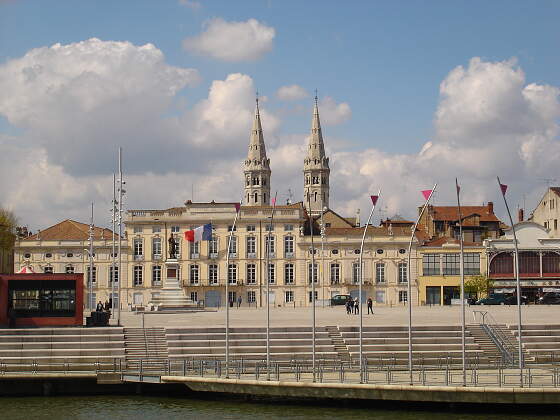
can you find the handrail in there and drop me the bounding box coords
[473,310,518,366]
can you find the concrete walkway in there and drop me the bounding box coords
[115,305,560,328]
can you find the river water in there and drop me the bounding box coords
[0,395,557,420]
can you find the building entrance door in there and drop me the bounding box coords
[426,286,441,305]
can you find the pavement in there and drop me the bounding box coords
[114,304,560,329]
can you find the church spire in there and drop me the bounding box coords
[244,95,271,205]
[303,93,330,214]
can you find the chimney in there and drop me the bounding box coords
[488,201,494,214]
[518,208,524,222]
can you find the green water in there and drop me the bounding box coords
[0,396,557,420]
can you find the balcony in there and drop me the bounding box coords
[247,252,257,259]
[152,254,162,261]
[133,255,144,261]
[228,253,237,259]
[285,252,294,258]
[190,253,200,259]
[209,253,218,259]
[267,252,276,259]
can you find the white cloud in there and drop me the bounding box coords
[318,96,352,125]
[276,84,308,101]
[182,18,275,62]
[1,45,559,233]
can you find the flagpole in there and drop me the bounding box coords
[359,192,380,383]
[88,202,94,311]
[455,178,466,387]
[266,192,278,381]
[497,177,524,385]
[117,147,124,326]
[407,184,437,385]
[111,174,116,319]
[225,200,242,378]
[305,193,318,382]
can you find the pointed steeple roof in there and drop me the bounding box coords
[305,95,329,167]
[246,99,269,164]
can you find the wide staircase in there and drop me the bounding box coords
[124,327,168,372]
[326,325,351,362]
[339,325,485,367]
[466,324,502,363]
[508,324,560,364]
[0,327,125,372]
[166,326,338,362]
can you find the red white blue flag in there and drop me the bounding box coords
[185,223,213,242]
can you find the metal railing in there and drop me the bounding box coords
[473,310,519,366]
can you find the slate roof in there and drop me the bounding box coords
[24,220,117,241]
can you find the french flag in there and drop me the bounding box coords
[185,223,213,242]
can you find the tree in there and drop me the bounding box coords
[465,275,493,298]
[0,208,17,250]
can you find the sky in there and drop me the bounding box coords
[0,0,559,230]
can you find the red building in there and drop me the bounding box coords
[0,273,83,327]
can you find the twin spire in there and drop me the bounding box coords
[243,92,330,213]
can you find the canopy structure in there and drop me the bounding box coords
[16,266,35,274]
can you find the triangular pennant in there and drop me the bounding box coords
[500,183,508,195]
[421,189,433,201]
[271,197,276,206]
[234,202,240,212]
[370,195,379,206]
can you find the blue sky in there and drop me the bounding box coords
[0,0,559,228]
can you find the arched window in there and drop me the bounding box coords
[254,192,258,203]
[490,253,513,275]
[314,192,317,202]
[264,193,267,202]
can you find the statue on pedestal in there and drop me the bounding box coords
[168,233,178,260]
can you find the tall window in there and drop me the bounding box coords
[464,253,481,275]
[152,226,161,233]
[152,238,162,258]
[246,236,256,257]
[399,290,408,303]
[422,254,440,275]
[352,262,360,284]
[44,266,54,274]
[330,263,340,284]
[109,266,119,284]
[285,291,294,303]
[133,266,143,286]
[228,236,237,257]
[284,263,294,284]
[209,264,218,285]
[171,226,180,233]
[86,266,96,285]
[190,264,199,285]
[308,291,318,302]
[398,262,408,283]
[247,291,256,303]
[133,238,143,256]
[152,265,162,286]
[246,225,256,232]
[308,263,318,284]
[228,264,237,284]
[246,263,256,284]
[190,292,198,303]
[209,236,218,258]
[265,235,275,256]
[284,236,294,257]
[442,254,460,275]
[268,263,275,284]
[190,241,200,259]
[376,262,385,283]
[133,226,143,233]
[65,265,74,274]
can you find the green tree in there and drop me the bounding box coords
[465,275,493,298]
[0,208,17,249]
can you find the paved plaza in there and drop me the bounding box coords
[117,304,560,328]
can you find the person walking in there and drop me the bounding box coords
[96,301,104,312]
[354,297,359,315]
[345,298,352,315]
[367,297,373,315]
[237,295,242,308]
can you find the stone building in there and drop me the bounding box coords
[13,219,128,308]
[529,187,560,237]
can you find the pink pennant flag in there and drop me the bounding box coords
[500,183,508,195]
[421,190,433,201]
[271,197,276,206]
[234,202,240,212]
[370,195,379,206]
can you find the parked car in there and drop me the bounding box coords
[475,294,508,305]
[504,295,528,305]
[538,292,560,305]
[331,294,352,306]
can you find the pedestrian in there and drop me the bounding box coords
[96,301,104,312]
[237,295,242,308]
[367,297,373,315]
[345,298,352,315]
[104,300,110,311]
[354,297,359,315]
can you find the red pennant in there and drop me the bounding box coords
[234,202,240,212]
[421,190,433,201]
[271,197,276,206]
[500,183,508,195]
[370,195,379,206]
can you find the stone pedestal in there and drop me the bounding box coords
[152,259,195,309]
